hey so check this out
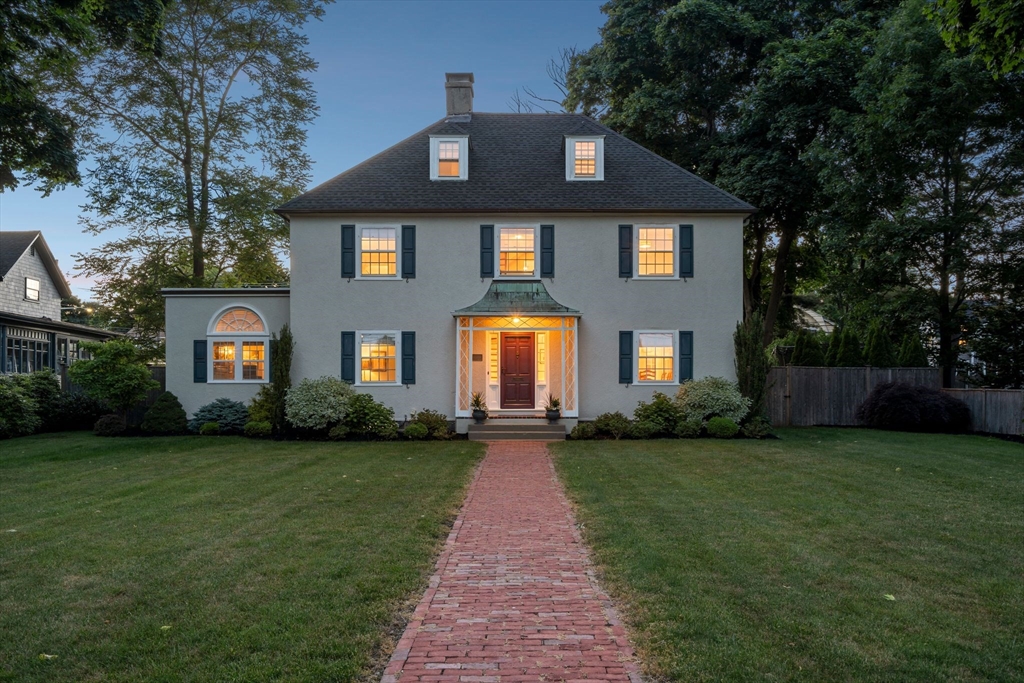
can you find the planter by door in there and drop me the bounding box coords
[501,333,535,409]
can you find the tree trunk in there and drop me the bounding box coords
[762,223,797,346]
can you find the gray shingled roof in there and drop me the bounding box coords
[277,114,755,215]
[0,231,40,278]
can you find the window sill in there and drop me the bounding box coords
[634,381,680,386]
[208,379,270,384]
[354,275,402,280]
[355,382,403,387]
[633,275,679,280]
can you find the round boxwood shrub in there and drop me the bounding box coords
[569,422,597,440]
[856,382,971,433]
[674,418,703,438]
[344,394,397,440]
[188,398,248,435]
[0,376,40,439]
[244,420,272,438]
[409,409,452,440]
[141,391,188,435]
[199,421,220,436]
[285,376,355,432]
[94,414,127,437]
[706,417,740,438]
[404,422,429,440]
[594,411,631,440]
[675,377,750,426]
[633,392,681,436]
[628,419,659,440]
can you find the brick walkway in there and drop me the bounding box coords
[382,441,642,683]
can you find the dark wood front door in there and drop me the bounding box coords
[501,333,534,409]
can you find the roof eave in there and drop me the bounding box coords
[276,206,757,217]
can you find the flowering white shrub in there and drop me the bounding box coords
[285,376,355,431]
[674,377,750,425]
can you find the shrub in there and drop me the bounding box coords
[824,331,842,367]
[740,416,774,439]
[706,417,740,438]
[344,394,398,440]
[633,392,680,436]
[285,376,355,431]
[569,422,597,440]
[898,332,930,367]
[675,377,750,426]
[864,320,898,367]
[834,328,864,367]
[734,312,771,419]
[199,421,220,436]
[409,409,452,439]
[404,422,429,440]
[249,324,294,434]
[52,392,107,431]
[12,371,61,431]
[790,330,826,366]
[94,414,126,437]
[328,424,349,441]
[189,398,249,434]
[0,376,40,439]
[856,382,971,433]
[244,420,272,438]
[674,418,703,438]
[628,420,660,440]
[141,392,188,435]
[594,411,631,439]
[67,339,158,415]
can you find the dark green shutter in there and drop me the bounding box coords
[480,225,494,278]
[341,331,356,383]
[540,224,555,278]
[619,225,633,278]
[401,225,416,278]
[193,340,207,383]
[401,331,416,384]
[341,225,356,278]
[679,331,693,381]
[619,331,633,384]
[678,224,693,278]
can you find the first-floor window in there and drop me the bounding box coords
[637,332,674,382]
[4,335,50,373]
[210,339,268,382]
[360,332,397,383]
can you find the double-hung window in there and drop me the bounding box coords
[359,331,398,384]
[360,227,397,276]
[565,135,604,181]
[429,135,469,180]
[25,277,40,302]
[208,307,269,383]
[637,331,676,383]
[638,227,675,277]
[499,227,536,277]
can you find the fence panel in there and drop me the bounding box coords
[942,389,1023,436]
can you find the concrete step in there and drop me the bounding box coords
[469,422,565,433]
[467,421,567,441]
[468,431,565,442]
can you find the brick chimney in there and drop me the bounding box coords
[445,72,474,116]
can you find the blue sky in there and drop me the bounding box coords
[0,0,606,298]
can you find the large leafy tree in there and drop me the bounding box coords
[926,0,1024,75]
[0,0,166,191]
[59,0,327,350]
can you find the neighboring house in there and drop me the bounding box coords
[164,73,755,432]
[0,231,118,384]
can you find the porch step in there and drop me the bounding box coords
[468,421,566,441]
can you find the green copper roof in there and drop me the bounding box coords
[453,281,580,315]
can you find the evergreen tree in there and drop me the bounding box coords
[824,331,842,367]
[898,332,930,367]
[733,313,771,420]
[835,328,865,367]
[791,330,826,366]
[864,320,898,367]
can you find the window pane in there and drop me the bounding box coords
[360,333,397,383]
[213,341,235,380]
[499,228,535,276]
[25,278,40,301]
[215,308,265,332]
[638,228,675,276]
[438,141,460,177]
[574,141,596,176]
[242,341,265,380]
[638,333,674,382]
[361,227,397,276]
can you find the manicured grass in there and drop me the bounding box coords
[0,433,483,682]
[552,429,1024,682]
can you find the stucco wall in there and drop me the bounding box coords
[164,292,290,418]
[0,248,62,319]
[288,213,743,422]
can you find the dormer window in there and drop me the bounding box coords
[430,135,468,180]
[566,135,604,181]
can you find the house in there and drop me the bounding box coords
[0,231,118,384]
[163,73,754,433]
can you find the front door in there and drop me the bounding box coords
[501,333,534,409]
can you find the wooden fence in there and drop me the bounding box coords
[942,389,1024,436]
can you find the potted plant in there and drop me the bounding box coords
[470,392,488,424]
[544,393,561,423]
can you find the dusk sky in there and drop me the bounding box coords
[0,0,606,299]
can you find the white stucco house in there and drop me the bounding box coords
[163,73,755,434]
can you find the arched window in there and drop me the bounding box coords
[207,307,269,383]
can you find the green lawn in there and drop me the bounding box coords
[553,429,1024,682]
[0,433,483,682]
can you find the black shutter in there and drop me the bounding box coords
[679,331,693,381]
[402,331,416,384]
[540,224,555,278]
[619,331,633,384]
[341,225,356,278]
[193,340,207,383]
[401,225,416,278]
[679,224,694,278]
[619,224,633,278]
[341,331,356,383]
[480,225,494,278]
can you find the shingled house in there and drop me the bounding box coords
[163,73,754,435]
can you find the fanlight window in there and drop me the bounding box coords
[215,308,265,333]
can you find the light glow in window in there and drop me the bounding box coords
[242,341,265,380]
[638,228,674,276]
[215,308,265,332]
[489,333,499,385]
[361,227,397,276]
[638,333,674,382]
[574,141,596,177]
[438,141,460,177]
[499,228,535,276]
[536,332,547,384]
[360,333,397,383]
[213,341,236,380]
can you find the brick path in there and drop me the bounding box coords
[382,441,642,683]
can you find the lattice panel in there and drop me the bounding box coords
[458,329,471,411]
[565,328,577,412]
[470,316,565,329]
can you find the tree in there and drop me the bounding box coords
[733,311,771,420]
[926,0,1024,75]
[835,328,864,367]
[962,243,1024,386]
[824,330,842,367]
[898,332,930,367]
[790,329,826,366]
[0,0,165,191]
[60,0,327,350]
[67,339,158,417]
[863,320,898,367]
[249,323,293,434]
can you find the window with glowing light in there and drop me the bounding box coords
[566,136,604,180]
[215,308,265,332]
[438,141,460,177]
[536,332,547,384]
[360,227,397,276]
[574,141,596,177]
[499,228,536,276]
[208,307,269,382]
[638,227,675,277]
[638,332,674,382]
[360,332,397,383]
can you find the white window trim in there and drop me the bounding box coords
[25,277,40,302]
[634,329,679,385]
[494,224,541,280]
[355,329,402,386]
[565,135,605,181]
[206,304,270,384]
[354,224,402,280]
[429,134,469,181]
[635,224,679,280]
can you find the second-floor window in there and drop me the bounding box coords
[25,277,40,301]
[638,227,674,277]
[499,227,536,277]
[361,227,397,276]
